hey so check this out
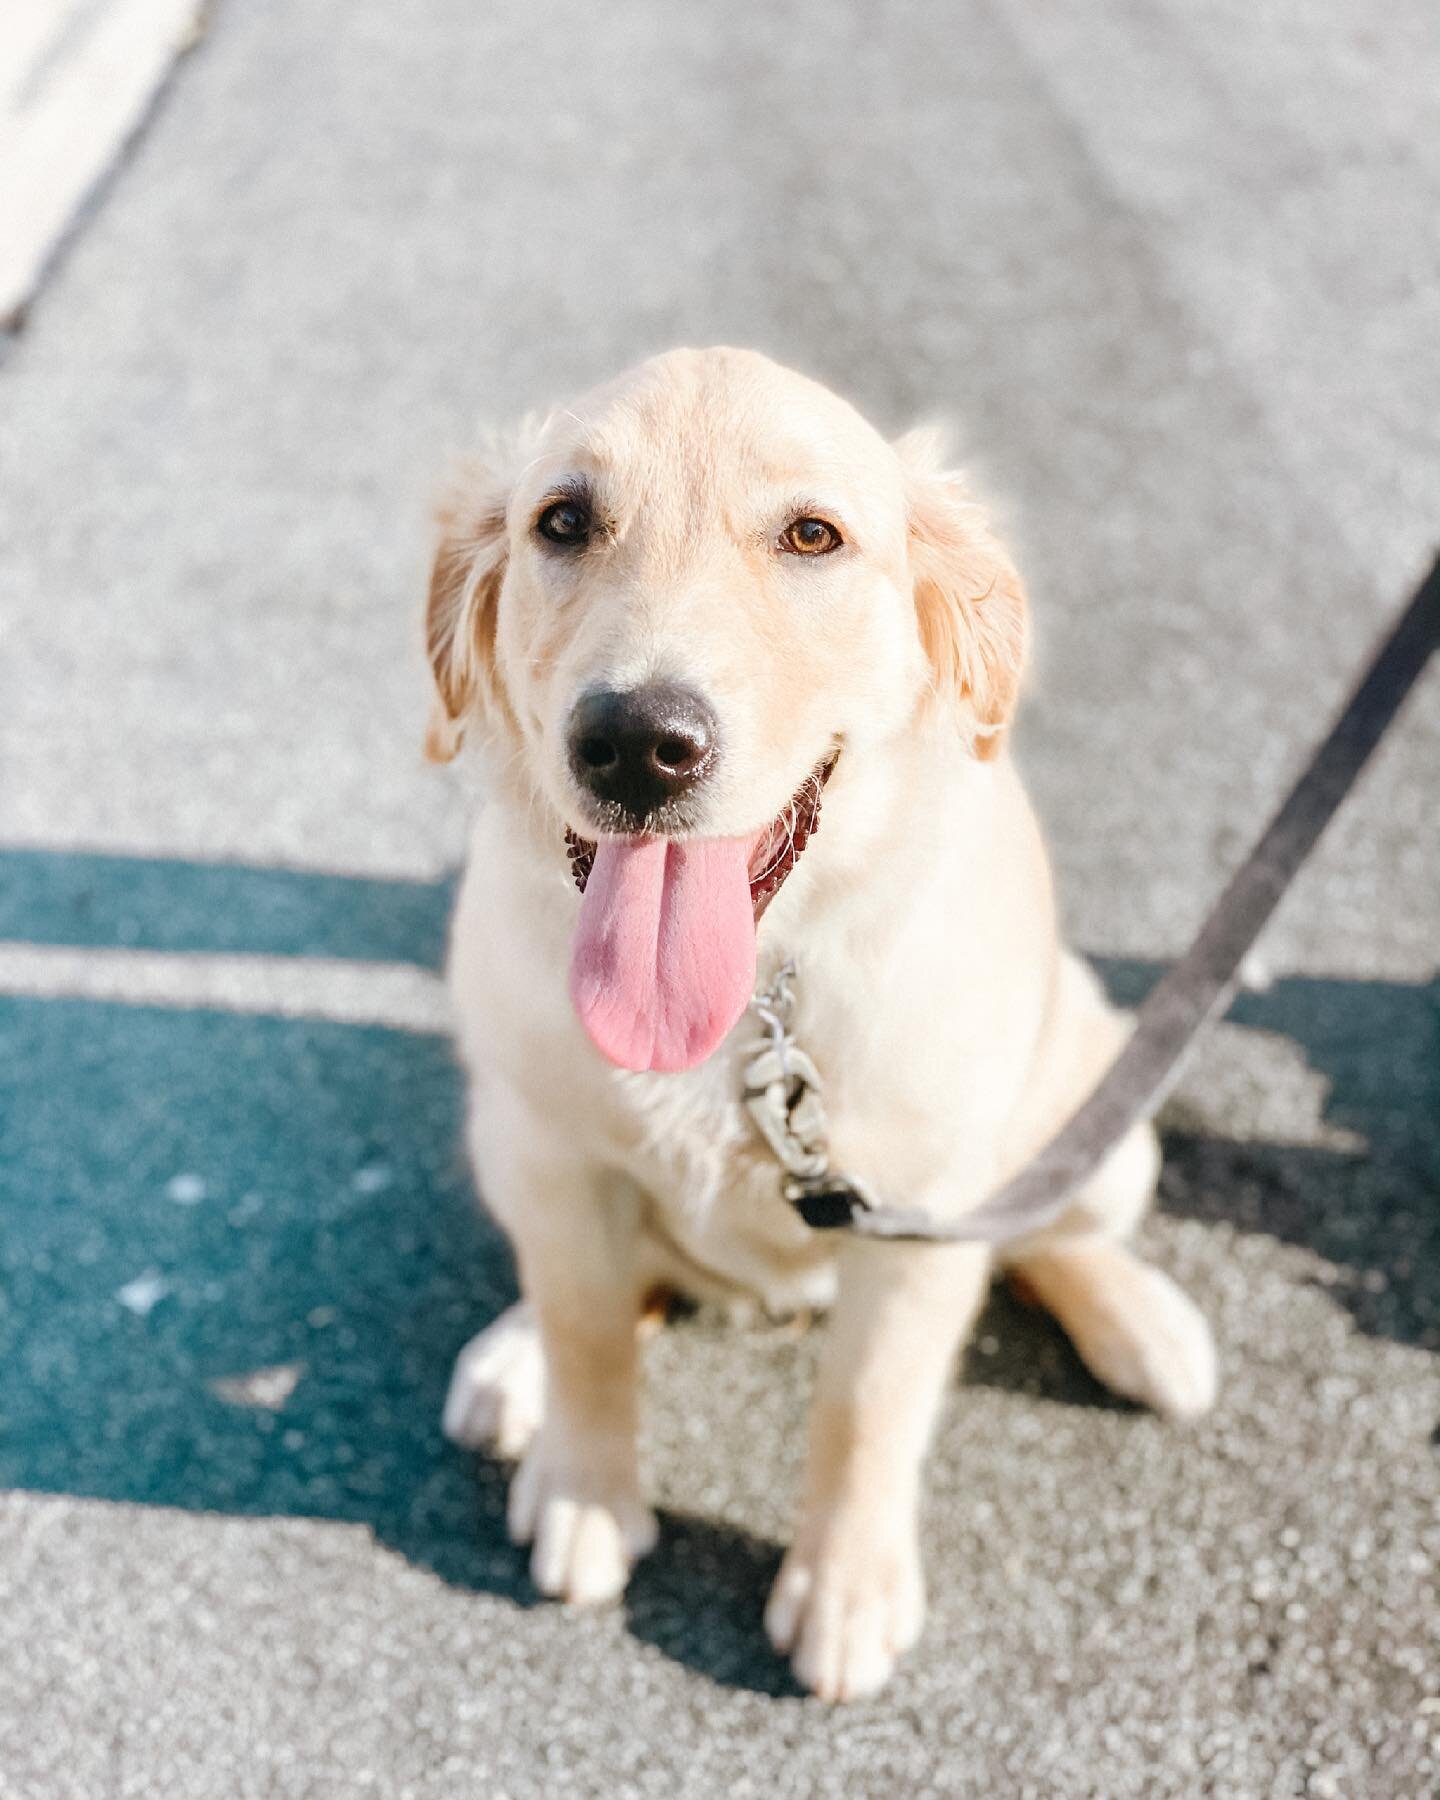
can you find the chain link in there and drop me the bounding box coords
[742,962,874,1224]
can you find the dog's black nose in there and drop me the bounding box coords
[567,683,717,822]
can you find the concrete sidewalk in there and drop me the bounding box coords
[1,1,1437,1794]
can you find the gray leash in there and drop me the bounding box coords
[743,550,1440,1245]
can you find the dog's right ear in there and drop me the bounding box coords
[894,426,1029,760]
[423,456,512,763]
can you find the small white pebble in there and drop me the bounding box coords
[165,1173,207,1205]
[210,1363,305,1410]
[116,1271,170,1316]
[1239,949,1273,992]
[352,1164,393,1195]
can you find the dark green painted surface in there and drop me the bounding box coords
[0,994,522,1591]
[0,849,454,966]
[2,955,1435,1524]
[0,849,1434,1614]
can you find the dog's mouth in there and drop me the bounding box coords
[564,752,835,921]
[564,754,838,1074]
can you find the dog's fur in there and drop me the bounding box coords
[427,347,1215,1701]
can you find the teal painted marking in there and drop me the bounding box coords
[0,829,1432,1574]
[0,849,454,966]
[0,992,520,1588]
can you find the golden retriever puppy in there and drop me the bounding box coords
[429,347,1215,1701]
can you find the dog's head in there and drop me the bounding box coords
[425,347,1028,1073]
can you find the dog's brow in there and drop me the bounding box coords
[777,494,856,536]
[512,444,578,488]
[542,406,612,471]
[534,473,593,510]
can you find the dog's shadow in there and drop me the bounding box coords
[420,1272,1154,1696]
[388,1464,798,1698]
[402,1416,800,1696]
[959,1280,1132,1411]
[624,1511,800,1696]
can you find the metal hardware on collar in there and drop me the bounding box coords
[784,1174,877,1230]
[742,961,880,1230]
[742,551,1440,1247]
[742,962,830,1183]
[743,1041,828,1180]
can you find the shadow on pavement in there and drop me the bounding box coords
[624,1513,799,1697]
[0,850,1434,1690]
[962,958,1439,1406]
[1114,954,1440,1353]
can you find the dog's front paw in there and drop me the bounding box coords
[442,1302,545,1457]
[507,1430,657,1604]
[765,1519,924,1701]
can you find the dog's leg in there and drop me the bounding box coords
[508,1204,658,1603]
[441,1240,689,1459]
[1006,1236,1217,1420]
[1005,1119,1217,1420]
[766,1239,991,1701]
[469,1092,656,1604]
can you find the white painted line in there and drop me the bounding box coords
[0,0,203,326]
[0,942,452,1033]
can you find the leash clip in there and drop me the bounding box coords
[784,1173,877,1230]
[744,961,879,1228]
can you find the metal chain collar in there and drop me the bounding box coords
[741,961,879,1230]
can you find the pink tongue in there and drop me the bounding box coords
[569,836,757,1073]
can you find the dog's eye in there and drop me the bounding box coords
[782,516,842,556]
[537,500,591,547]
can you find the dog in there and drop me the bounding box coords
[426,346,1216,1701]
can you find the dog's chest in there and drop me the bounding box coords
[604,1039,839,1308]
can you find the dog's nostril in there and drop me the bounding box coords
[654,735,696,771]
[577,736,618,770]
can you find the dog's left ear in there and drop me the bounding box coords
[896,428,1030,759]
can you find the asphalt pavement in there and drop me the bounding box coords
[1,1,1437,1795]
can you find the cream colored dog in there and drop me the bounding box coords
[428,346,1215,1702]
